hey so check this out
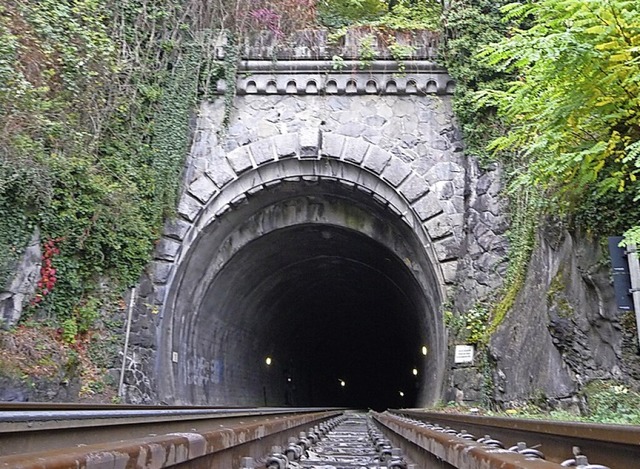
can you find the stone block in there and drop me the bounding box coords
[477,229,498,252]
[424,162,463,184]
[394,99,415,117]
[365,115,387,127]
[274,133,298,157]
[399,174,430,202]
[177,194,203,222]
[337,122,368,138]
[151,261,173,284]
[249,139,276,166]
[153,285,167,305]
[431,138,451,151]
[476,173,493,196]
[299,128,321,158]
[155,238,181,261]
[164,218,191,241]
[432,180,455,200]
[188,175,217,204]
[474,194,503,217]
[434,236,461,261]
[412,191,444,221]
[215,203,231,217]
[206,158,236,188]
[424,214,453,239]
[441,259,459,284]
[230,193,248,207]
[321,133,346,159]
[327,96,348,111]
[381,157,412,187]
[342,138,368,164]
[226,146,254,174]
[363,146,391,174]
[256,120,279,139]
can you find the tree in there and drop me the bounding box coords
[480,0,640,243]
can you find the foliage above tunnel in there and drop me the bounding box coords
[477,0,640,244]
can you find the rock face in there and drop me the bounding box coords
[490,222,638,405]
[0,230,41,329]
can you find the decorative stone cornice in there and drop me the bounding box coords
[216,60,454,96]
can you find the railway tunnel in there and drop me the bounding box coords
[145,60,465,410]
[156,148,449,410]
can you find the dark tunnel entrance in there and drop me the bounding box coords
[162,178,446,409]
[205,225,427,410]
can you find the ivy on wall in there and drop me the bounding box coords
[0,0,246,335]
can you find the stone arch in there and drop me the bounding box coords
[150,129,462,407]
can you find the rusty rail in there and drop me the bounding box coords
[383,409,640,469]
[2,406,638,468]
[0,407,342,468]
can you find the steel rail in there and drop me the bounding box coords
[0,406,340,458]
[389,409,640,469]
[374,412,567,469]
[0,402,252,411]
[2,406,637,468]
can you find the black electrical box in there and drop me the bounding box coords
[608,236,634,312]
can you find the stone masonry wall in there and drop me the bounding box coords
[126,66,511,402]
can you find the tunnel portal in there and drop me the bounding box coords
[129,50,492,410]
[158,164,447,409]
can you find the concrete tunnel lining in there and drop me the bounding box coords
[159,162,447,409]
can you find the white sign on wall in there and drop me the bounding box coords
[454,345,475,363]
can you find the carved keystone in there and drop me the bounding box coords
[299,128,322,158]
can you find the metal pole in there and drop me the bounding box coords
[627,245,640,350]
[118,287,136,399]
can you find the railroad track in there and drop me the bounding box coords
[0,405,638,468]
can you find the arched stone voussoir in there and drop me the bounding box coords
[222,134,451,243]
[247,138,277,166]
[152,130,460,310]
[187,174,218,204]
[423,212,455,240]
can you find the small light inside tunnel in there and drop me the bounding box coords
[339,379,346,387]
[287,377,292,382]
[265,356,272,366]
[412,368,418,376]
[421,345,428,356]
[399,391,405,397]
